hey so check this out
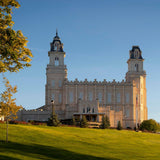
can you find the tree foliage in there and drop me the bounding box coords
[0,77,22,120]
[100,115,110,129]
[0,0,33,73]
[117,121,122,130]
[47,106,60,127]
[80,116,88,128]
[140,119,160,132]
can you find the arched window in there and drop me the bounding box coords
[87,107,91,113]
[55,57,59,66]
[135,64,138,72]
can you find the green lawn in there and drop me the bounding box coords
[0,124,160,160]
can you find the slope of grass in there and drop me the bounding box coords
[0,124,160,160]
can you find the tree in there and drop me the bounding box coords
[80,116,88,128]
[0,0,33,73]
[47,104,60,127]
[117,121,122,130]
[72,116,76,126]
[0,76,22,142]
[100,115,110,129]
[140,119,160,133]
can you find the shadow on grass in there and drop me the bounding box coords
[0,155,20,160]
[0,141,120,160]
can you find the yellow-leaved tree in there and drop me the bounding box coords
[0,0,33,142]
[0,0,33,73]
[0,77,22,142]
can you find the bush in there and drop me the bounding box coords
[72,116,76,126]
[100,115,110,129]
[47,114,60,127]
[80,116,88,128]
[117,121,122,130]
[140,119,160,132]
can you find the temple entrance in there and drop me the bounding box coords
[86,115,97,122]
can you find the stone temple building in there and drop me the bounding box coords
[44,31,147,129]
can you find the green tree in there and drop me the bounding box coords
[0,0,33,73]
[47,105,60,127]
[0,77,22,142]
[117,121,122,130]
[140,119,160,133]
[80,116,88,128]
[72,116,76,126]
[100,115,110,129]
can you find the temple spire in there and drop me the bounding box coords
[56,29,58,36]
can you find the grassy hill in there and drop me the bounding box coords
[0,124,160,160]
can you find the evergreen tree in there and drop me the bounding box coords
[47,107,60,127]
[100,115,110,129]
[80,116,88,128]
[72,116,76,126]
[105,115,110,128]
[117,121,122,130]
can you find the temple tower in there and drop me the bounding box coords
[126,46,147,127]
[45,30,67,112]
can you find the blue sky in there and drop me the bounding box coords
[1,0,160,122]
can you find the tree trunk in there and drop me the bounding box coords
[6,119,8,143]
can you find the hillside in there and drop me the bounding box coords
[0,124,160,160]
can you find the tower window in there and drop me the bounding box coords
[55,57,59,66]
[135,64,138,72]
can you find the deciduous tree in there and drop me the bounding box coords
[0,77,22,142]
[0,0,33,73]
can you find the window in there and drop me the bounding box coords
[136,95,138,105]
[117,93,121,103]
[83,108,85,113]
[69,92,73,103]
[88,92,93,101]
[52,80,55,87]
[126,108,130,117]
[55,57,59,66]
[79,92,83,100]
[59,80,62,87]
[59,94,62,103]
[116,106,120,112]
[51,94,54,101]
[98,92,102,103]
[92,108,94,113]
[107,93,111,103]
[126,93,129,103]
[135,64,138,72]
[87,107,91,113]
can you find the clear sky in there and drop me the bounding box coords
[1,0,160,122]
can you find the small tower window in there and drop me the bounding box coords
[55,45,57,51]
[135,64,138,72]
[55,57,59,66]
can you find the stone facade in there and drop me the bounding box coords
[44,32,148,129]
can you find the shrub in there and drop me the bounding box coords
[117,121,122,130]
[80,116,88,128]
[72,116,76,126]
[140,119,160,132]
[47,114,60,127]
[100,115,110,129]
